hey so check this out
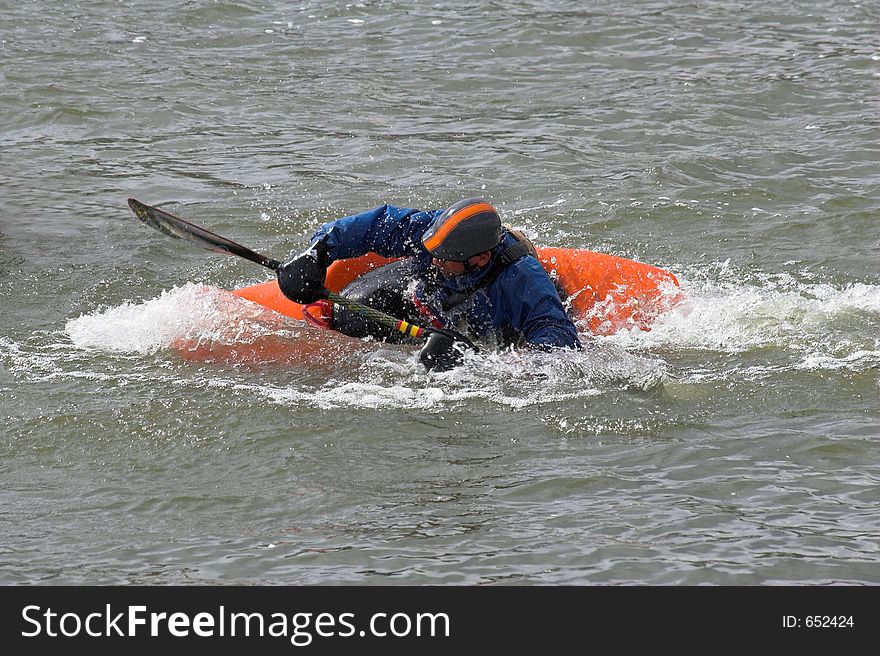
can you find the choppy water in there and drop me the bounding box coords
[1,1,878,585]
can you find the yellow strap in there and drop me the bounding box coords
[397,321,423,338]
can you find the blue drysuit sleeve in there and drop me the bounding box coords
[310,205,441,262]
[493,258,582,349]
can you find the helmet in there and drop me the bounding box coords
[422,198,502,261]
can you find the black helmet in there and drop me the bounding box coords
[422,198,502,261]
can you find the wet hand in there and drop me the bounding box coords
[419,328,477,372]
[276,238,331,304]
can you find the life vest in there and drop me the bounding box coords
[438,227,538,311]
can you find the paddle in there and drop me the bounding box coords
[126,198,441,340]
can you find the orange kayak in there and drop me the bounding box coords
[232,248,683,336]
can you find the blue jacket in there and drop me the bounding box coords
[311,204,581,349]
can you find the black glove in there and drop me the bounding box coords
[419,328,477,372]
[276,237,331,304]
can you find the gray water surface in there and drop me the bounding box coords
[1,0,878,585]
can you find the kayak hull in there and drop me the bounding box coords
[232,248,683,335]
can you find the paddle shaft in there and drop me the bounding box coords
[127,198,431,339]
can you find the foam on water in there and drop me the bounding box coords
[54,283,666,410]
[604,261,880,371]
[195,344,656,412]
[49,264,880,411]
[65,283,292,354]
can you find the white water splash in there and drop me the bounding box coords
[65,283,288,354]
[604,269,880,360]
[48,265,880,411]
[61,283,666,399]
[202,343,658,411]
[796,350,880,372]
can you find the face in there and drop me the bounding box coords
[431,252,491,277]
[431,257,469,276]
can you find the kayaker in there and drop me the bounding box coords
[276,198,582,371]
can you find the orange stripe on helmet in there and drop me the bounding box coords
[423,201,496,254]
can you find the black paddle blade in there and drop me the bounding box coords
[127,198,281,270]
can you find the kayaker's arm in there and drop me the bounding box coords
[495,259,582,350]
[522,309,583,351]
[277,204,439,305]
[311,205,441,262]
